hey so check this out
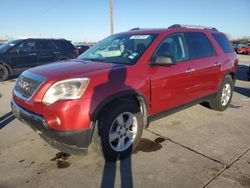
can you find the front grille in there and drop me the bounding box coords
[15,73,45,99]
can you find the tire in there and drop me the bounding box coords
[96,101,143,161]
[0,64,9,81]
[209,75,234,111]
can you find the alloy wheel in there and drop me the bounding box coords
[108,112,138,152]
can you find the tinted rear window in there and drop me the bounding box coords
[55,40,75,50]
[36,40,57,50]
[212,33,234,53]
[185,32,215,59]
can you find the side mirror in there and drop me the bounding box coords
[9,49,20,55]
[151,55,176,66]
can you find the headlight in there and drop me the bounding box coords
[42,78,90,105]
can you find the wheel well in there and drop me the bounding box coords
[0,62,10,75]
[94,94,149,128]
[228,72,236,81]
[227,72,236,86]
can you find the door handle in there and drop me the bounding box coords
[29,53,36,56]
[185,68,195,73]
[214,62,221,66]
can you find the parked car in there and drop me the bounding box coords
[11,24,238,161]
[75,44,91,55]
[0,38,78,81]
[245,47,250,55]
[235,44,247,54]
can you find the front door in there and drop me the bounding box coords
[9,40,37,74]
[149,33,197,114]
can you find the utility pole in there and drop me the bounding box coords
[110,0,114,35]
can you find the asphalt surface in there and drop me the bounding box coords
[0,55,249,188]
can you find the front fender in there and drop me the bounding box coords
[91,90,149,127]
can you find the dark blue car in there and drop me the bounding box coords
[0,38,78,81]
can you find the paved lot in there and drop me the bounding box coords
[0,55,249,188]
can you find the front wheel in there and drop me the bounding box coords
[0,65,9,81]
[97,101,143,161]
[209,75,234,111]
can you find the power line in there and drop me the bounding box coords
[25,0,65,25]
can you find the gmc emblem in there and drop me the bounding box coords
[18,79,30,91]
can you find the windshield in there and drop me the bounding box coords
[0,40,21,53]
[78,34,157,64]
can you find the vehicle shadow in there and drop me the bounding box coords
[0,111,15,129]
[234,86,250,98]
[237,64,249,81]
[101,156,133,188]
[100,137,166,188]
[0,81,16,129]
[89,66,135,188]
[7,75,18,82]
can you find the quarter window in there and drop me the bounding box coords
[185,32,215,59]
[36,40,57,51]
[212,33,234,53]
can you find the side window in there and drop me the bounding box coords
[185,32,215,59]
[48,41,57,50]
[53,41,63,50]
[11,41,35,53]
[64,41,75,50]
[54,41,71,50]
[155,33,189,62]
[36,40,57,51]
[211,33,234,53]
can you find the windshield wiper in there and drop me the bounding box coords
[80,58,131,65]
[80,58,108,63]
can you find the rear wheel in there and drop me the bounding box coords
[97,101,143,161]
[0,65,9,81]
[209,75,234,111]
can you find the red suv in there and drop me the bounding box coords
[11,25,238,161]
[245,47,250,55]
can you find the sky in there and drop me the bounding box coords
[0,0,249,42]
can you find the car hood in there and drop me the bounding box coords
[29,59,123,81]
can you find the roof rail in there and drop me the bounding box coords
[168,24,218,31]
[17,37,67,40]
[129,27,140,31]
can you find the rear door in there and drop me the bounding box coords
[8,40,37,73]
[149,33,199,114]
[35,40,58,65]
[184,32,219,97]
[55,40,77,59]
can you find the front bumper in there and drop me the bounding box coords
[11,100,93,155]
